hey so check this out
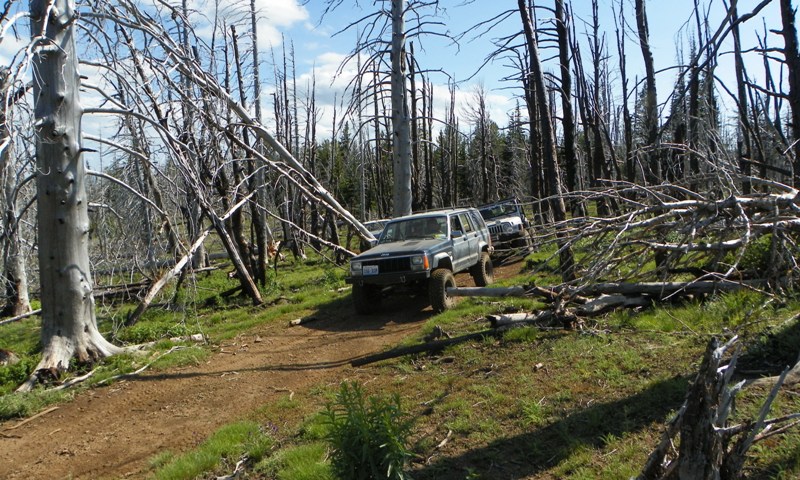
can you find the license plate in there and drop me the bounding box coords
[363,265,379,275]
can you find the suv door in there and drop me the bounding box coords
[457,212,481,268]
[449,214,472,272]
[469,210,491,248]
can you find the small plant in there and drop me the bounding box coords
[324,381,413,480]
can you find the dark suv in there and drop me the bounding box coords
[346,208,494,313]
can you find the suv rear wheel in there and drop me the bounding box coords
[470,252,494,286]
[353,283,382,314]
[429,268,456,313]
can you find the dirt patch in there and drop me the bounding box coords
[0,260,525,479]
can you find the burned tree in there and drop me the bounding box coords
[517,0,574,281]
[21,0,123,390]
[778,0,800,186]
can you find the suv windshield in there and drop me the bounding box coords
[479,203,519,220]
[378,216,448,243]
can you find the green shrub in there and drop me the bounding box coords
[0,357,35,395]
[324,382,413,480]
[736,234,774,276]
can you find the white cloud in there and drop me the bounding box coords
[257,0,308,27]
[186,0,309,50]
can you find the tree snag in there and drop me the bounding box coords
[21,0,122,391]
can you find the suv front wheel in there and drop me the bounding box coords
[470,252,494,286]
[429,268,456,313]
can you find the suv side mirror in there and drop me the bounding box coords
[451,230,464,238]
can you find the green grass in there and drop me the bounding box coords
[2,248,800,479]
[150,421,273,480]
[254,442,333,480]
[0,389,74,420]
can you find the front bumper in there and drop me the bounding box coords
[346,270,431,286]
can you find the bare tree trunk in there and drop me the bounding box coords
[635,0,660,184]
[424,77,434,209]
[555,0,577,203]
[409,42,421,211]
[23,0,122,389]
[731,2,753,194]
[589,0,609,215]
[0,73,31,317]
[518,0,574,281]
[1,145,31,317]
[248,0,271,284]
[779,0,800,185]
[614,0,634,184]
[391,0,412,216]
[229,25,257,276]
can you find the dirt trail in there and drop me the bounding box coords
[0,262,524,480]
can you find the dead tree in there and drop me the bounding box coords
[634,0,660,184]
[0,69,32,317]
[731,1,754,194]
[555,0,579,210]
[614,0,635,184]
[518,0,575,281]
[22,0,124,390]
[638,336,800,479]
[778,0,800,186]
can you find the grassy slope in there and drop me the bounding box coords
[1,254,799,479]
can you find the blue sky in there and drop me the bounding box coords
[266,0,785,136]
[0,0,786,145]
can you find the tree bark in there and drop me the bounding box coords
[23,0,122,389]
[517,0,575,281]
[635,0,660,184]
[615,0,635,184]
[0,74,31,317]
[555,0,577,200]
[779,0,800,186]
[391,0,412,216]
[731,2,753,194]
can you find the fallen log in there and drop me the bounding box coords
[575,294,651,315]
[289,316,319,327]
[447,285,590,304]
[566,280,766,299]
[447,286,527,297]
[487,310,578,329]
[0,309,41,326]
[487,312,544,328]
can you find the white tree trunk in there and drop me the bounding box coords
[391,0,412,217]
[0,93,31,317]
[22,0,121,390]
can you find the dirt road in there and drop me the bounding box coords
[0,262,523,479]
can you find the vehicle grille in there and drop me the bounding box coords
[488,224,504,236]
[363,257,412,273]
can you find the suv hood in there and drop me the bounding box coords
[485,214,524,227]
[354,238,445,259]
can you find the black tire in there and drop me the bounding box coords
[429,269,456,313]
[470,252,494,287]
[353,283,381,314]
[512,231,533,251]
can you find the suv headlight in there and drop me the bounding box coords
[502,222,514,234]
[350,261,363,276]
[410,255,429,271]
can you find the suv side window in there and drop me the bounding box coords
[469,210,486,231]
[450,215,462,233]
[458,213,474,233]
